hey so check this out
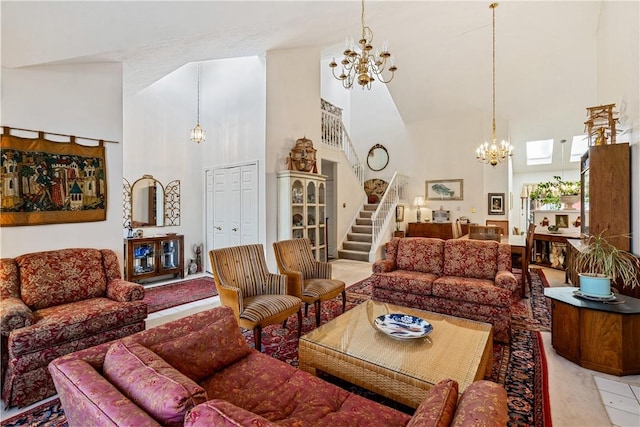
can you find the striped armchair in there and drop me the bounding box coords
[273,238,346,327]
[209,244,302,351]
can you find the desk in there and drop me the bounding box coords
[545,287,640,375]
[461,234,527,298]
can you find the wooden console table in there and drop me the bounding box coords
[407,222,454,239]
[544,287,640,376]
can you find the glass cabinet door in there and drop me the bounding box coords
[132,242,155,276]
[160,238,180,271]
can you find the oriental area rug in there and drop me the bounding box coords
[143,276,218,313]
[1,268,551,427]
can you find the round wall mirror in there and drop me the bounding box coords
[367,144,389,171]
[131,175,165,227]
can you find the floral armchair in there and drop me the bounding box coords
[0,248,147,408]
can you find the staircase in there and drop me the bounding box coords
[338,204,377,261]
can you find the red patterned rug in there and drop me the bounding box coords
[1,269,551,427]
[143,276,218,313]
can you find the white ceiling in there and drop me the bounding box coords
[2,1,610,173]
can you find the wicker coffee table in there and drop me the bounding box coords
[298,300,493,408]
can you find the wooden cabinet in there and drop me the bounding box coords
[277,171,327,261]
[545,287,640,376]
[581,143,630,251]
[125,235,184,283]
[407,222,454,239]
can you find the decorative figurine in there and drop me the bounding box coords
[192,243,203,273]
[286,136,317,173]
[188,259,197,275]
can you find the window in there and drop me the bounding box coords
[526,139,554,165]
[570,135,589,162]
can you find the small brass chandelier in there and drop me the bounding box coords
[329,0,397,89]
[190,63,206,144]
[476,3,513,166]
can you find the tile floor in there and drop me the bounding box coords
[2,260,639,426]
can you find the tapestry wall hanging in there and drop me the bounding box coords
[1,131,108,226]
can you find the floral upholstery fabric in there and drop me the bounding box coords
[104,341,207,427]
[397,238,445,275]
[370,237,518,343]
[451,380,508,426]
[16,249,109,310]
[443,239,499,280]
[407,379,458,427]
[0,248,147,408]
[151,314,252,382]
[49,306,508,427]
[185,400,276,427]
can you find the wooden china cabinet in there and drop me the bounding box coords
[124,234,184,283]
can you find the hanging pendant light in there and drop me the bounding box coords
[190,63,206,144]
[328,0,397,90]
[476,3,512,166]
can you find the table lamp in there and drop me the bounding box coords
[413,196,425,222]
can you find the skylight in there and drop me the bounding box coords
[570,135,589,161]
[526,139,554,165]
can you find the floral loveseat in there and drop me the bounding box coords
[0,248,147,408]
[370,237,518,343]
[49,305,508,426]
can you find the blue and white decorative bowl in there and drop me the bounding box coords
[374,313,433,340]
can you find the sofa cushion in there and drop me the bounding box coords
[397,238,445,275]
[407,378,459,427]
[150,314,252,382]
[184,400,277,427]
[103,341,207,427]
[432,277,513,307]
[443,240,499,280]
[8,297,147,357]
[16,249,107,310]
[200,351,412,425]
[372,271,437,295]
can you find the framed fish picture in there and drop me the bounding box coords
[425,179,463,201]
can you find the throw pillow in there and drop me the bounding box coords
[407,379,459,427]
[151,314,252,382]
[103,340,207,427]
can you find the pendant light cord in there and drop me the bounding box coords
[491,3,497,142]
[196,64,201,126]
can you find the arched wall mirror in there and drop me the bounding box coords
[367,144,389,171]
[123,176,180,228]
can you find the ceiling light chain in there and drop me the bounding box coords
[476,3,513,166]
[190,63,206,144]
[329,0,398,90]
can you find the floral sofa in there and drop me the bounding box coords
[49,305,508,426]
[0,248,147,408]
[370,237,518,343]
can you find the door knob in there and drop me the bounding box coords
[232,227,238,232]
[214,226,222,230]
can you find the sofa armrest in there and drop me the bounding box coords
[451,380,508,426]
[407,378,458,427]
[0,297,34,335]
[185,400,277,427]
[49,358,161,427]
[373,260,396,273]
[106,279,145,302]
[494,270,519,295]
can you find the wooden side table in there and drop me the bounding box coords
[544,287,640,375]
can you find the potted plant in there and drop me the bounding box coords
[574,231,640,297]
[529,176,581,210]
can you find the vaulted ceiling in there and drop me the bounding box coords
[2,1,611,173]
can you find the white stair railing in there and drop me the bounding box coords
[321,100,364,184]
[369,172,408,258]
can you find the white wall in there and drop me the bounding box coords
[123,56,267,268]
[0,63,124,262]
[597,1,640,254]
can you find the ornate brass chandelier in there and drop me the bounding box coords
[476,3,513,166]
[190,63,206,144]
[329,0,397,89]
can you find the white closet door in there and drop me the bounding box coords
[205,162,259,273]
